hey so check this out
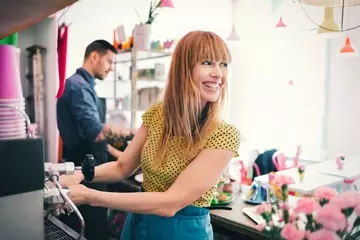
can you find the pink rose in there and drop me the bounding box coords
[255,223,265,232]
[273,174,295,187]
[308,229,341,240]
[298,165,305,171]
[255,202,272,214]
[329,191,360,209]
[313,187,338,201]
[294,197,320,215]
[281,223,306,240]
[279,202,290,210]
[316,204,347,231]
[354,204,360,216]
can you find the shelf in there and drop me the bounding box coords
[115,48,172,63]
[0,0,78,39]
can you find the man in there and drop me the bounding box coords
[56,39,127,240]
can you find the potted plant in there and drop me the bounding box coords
[133,0,174,50]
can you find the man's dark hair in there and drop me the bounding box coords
[84,40,117,59]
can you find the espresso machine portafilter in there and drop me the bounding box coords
[43,154,95,240]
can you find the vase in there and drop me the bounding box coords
[133,24,152,50]
[299,172,304,182]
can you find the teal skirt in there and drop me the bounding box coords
[120,205,213,240]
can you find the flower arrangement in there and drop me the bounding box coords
[298,165,306,182]
[135,0,172,25]
[269,173,295,201]
[255,175,360,240]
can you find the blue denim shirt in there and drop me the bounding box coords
[57,68,106,165]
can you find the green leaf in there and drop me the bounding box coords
[342,208,354,218]
[353,217,360,227]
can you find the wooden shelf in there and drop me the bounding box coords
[0,0,78,39]
[115,48,172,63]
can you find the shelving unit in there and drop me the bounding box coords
[113,48,172,129]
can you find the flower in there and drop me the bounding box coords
[281,223,306,240]
[294,198,320,215]
[255,223,265,232]
[329,191,360,209]
[308,229,341,240]
[313,187,338,202]
[279,202,290,211]
[298,165,305,173]
[273,174,295,187]
[255,202,272,215]
[316,204,347,231]
[355,204,360,216]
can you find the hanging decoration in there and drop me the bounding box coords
[227,0,241,41]
[227,24,241,41]
[298,0,360,57]
[56,24,68,98]
[298,0,360,33]
[275,17,287,28]
[338,36,358,57]
[317,7,339,34]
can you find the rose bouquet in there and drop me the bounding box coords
[256,174,360,240]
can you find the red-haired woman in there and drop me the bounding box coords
[61,30,240,239]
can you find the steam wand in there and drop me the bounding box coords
[49,174,85,240]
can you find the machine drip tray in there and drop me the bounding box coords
[44,216,86,240]
[44,218,73,240]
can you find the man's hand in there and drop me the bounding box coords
[112,126,131,137]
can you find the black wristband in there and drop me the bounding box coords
[82,154,95,181]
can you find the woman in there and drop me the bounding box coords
[61,30,240,240]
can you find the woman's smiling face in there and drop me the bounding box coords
[192,60,228,109]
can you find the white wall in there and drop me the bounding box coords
[326,29,360,158]
[229,0,327,161]
[18,17,59,163]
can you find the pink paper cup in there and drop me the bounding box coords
[0,45,23,99]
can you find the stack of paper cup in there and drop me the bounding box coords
[0,44,27,140]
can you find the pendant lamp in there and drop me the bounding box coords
[227,24,241,41]
[318,7,339,33]
[337,36,358,57]
[160,0,175,8]
[316,7,342,38]
[226,0,240,41]
[275,17,286,28]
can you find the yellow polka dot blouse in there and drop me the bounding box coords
[141,102,241,207]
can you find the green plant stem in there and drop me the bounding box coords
[305,215,314,231]
[283,209,289,224]
[349,217,360,236]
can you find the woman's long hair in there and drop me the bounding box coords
[156,31,231,165]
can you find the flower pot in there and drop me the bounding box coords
[133,24,152,50]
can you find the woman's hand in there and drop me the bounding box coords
[68,184,94,205]
[59,170,84,187]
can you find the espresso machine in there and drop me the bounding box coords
[0,137,94,240]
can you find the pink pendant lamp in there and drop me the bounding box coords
[227,24,241,41]
[338,37,358,57]
[275,17,286,28]
[160,0,175,8]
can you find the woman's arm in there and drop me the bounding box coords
[87,148,235,216]
[62,124,147,185]
[107,144,124,158]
